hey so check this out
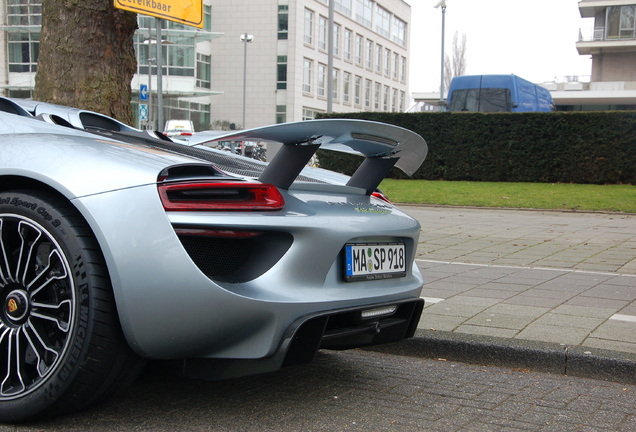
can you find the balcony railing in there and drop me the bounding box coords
[579,26,636,42]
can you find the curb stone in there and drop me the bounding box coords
[364,329,636,385]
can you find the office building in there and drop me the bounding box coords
[0,0,412,130]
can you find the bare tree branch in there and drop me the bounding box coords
[444,31,467,93]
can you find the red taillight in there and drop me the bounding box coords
[371,191,392,204]
[158,182,285,211]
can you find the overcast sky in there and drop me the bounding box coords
[408,0,595,93]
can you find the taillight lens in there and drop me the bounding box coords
[371,191,392,204]
[158,181,285,211]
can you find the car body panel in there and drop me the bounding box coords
[0,99,427,368]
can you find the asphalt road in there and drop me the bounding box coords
[5,350,635,432]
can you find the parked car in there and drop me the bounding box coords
[0,97,428,422]
[163,119,195,137]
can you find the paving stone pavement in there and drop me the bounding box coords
[406,206,636,274]
[395,205,636,384]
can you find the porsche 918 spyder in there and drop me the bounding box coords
[0,97,427,421]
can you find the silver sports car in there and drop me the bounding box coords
[0,97,427,421]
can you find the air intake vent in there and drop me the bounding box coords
[176,230,293,283]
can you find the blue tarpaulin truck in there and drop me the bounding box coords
[446,74,555,113]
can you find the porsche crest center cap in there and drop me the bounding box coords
[6,291,28,321]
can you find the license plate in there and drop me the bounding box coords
[344,243,407,282]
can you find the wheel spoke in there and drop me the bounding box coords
[30,299,72,332]
[22,321,59,378]
[27,249,68,297]
[16,221,43,287]
[0,219,13,285]
[0,328,26,397]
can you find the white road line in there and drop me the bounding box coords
[415,259,636,278]
[609,314,636,323]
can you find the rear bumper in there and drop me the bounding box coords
[177,298,424,380]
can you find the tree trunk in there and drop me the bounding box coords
[34,0,138,125]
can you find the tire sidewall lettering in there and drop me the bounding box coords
[0,196,62,228]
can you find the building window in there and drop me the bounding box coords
[278,5,288,40]
[365,39,373,69]
[303,107,323,120]
[375,44,382,74]
[344,29,352,61]
[400,56,407,82]
[6,0,42,73]
[203,5,212,31]
[355,0,372,28]
[355,34,363,65]
[606,5,636,39]
[276,105,287,124]
[364,79,372,109]
[277,55,287,90]
[374,82,381,109]
[335,0,352,16]
[8,32,39,72]
[354,75,362,106]
[196,53,211,89]
[375,4,390,38]
[6,0,42,26]
[343,72,351,104]
[163,99,210,132]
[384,48,391,76]
[393,16,406,46]
[333,23,341,56]
[303,58,313,93]
[383,85,390,111]
[391,88,398,112]
[393,53,399,80]
[332,68,339,100]
[343,29,352,60]
[318,16,327,50]
[318,63,326,97]
[304,9,313,45]
[166,40,195,77]
[399,91,406,112]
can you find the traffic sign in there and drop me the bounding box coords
[139,104,148,121]
[114,0,204,28]
[140,84,148,101]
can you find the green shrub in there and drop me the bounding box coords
[316,111,636,184]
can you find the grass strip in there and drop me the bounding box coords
[379,180,636,213]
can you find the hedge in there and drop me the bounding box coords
[315,111,636,184]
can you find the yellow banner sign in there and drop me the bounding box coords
[115,0,203,28]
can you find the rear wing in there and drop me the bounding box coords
[1,97,427,194]
[196,119,428,195]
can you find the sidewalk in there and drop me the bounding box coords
[379,206,636,384]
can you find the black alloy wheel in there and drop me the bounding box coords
[0,190,142,422]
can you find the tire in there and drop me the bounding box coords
[0,190,143,422]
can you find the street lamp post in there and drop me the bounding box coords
[147,57,155,129]
[435,0,447,111]
[240,33,254,129]
[327,0,334,113]
[156,18,165,131]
